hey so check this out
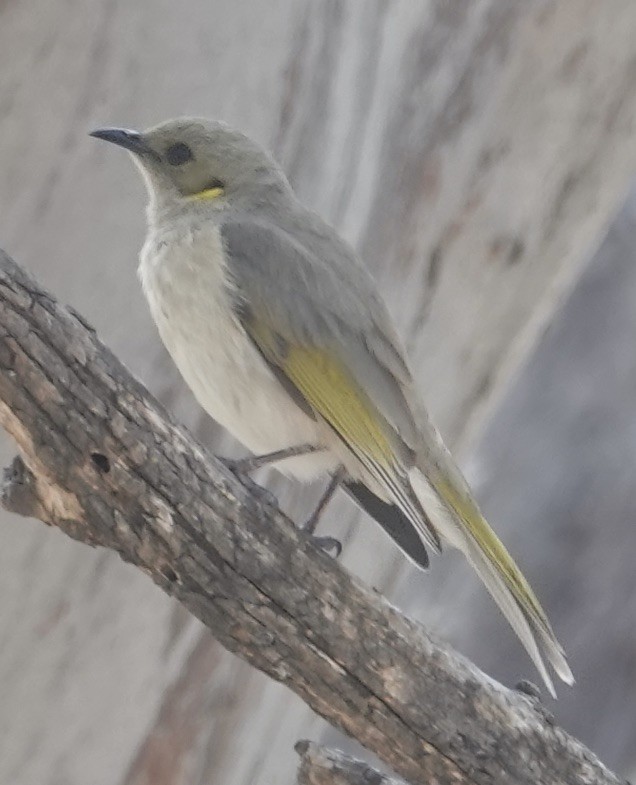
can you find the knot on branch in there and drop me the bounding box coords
[295,741,408,785]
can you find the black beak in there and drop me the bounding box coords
[89,127,158,159]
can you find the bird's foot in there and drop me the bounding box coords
[308,534,342,558]
[220,458,278,507]
[221,454,343,557]
[221,455,262,475]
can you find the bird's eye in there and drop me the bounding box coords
[166,142,193,166]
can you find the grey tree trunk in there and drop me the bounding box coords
[1,1,636,783]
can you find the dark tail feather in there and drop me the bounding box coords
[344,481,429,570]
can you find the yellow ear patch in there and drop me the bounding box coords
[188,186,225,202]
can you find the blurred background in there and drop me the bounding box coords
[1,1,636,783]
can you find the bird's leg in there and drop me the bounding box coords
[303,466,346,557]
[221,444,323,508]
[303,468,344,535]
[223,443,320,474]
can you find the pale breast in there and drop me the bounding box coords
[137,222,335,479]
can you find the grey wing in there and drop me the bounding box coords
[220,213,421,454]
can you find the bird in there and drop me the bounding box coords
[90,117,573,697]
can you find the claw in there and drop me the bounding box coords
[310,535,342,558]
[220,458,278,507]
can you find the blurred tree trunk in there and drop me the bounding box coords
[1,1,636,784]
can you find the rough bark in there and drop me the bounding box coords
[0,250,622,785]
[295,741,408,785]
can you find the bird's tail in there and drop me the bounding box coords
[408,463,573,698]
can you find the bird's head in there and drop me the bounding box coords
[90,116,291,220]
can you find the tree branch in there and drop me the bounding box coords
[0,249,621,785]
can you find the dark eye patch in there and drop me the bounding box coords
[204,178,225,190]
[166,142,193,166]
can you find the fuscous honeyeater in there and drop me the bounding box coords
[90,117,573,697]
